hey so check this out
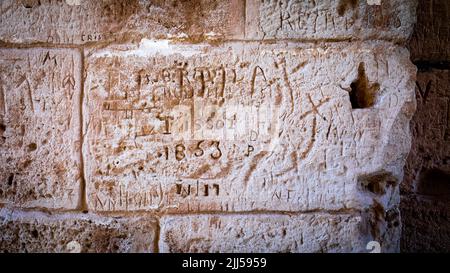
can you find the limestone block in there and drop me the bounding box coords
[159,213,398,253]
[401,0,450,252]
[401,69,450,252]
[403,69,450,193]
[83,41,416,214]
[245,0,417,42]
[0,48,81,209]
[0,208,157,253]
[0,0,245,45]
[409,0,450,62]
[0,1,417,45]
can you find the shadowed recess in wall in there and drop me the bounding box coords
[337,0,358,16]
[417,168,450,197]
[358,171,398,195]
[349,62,380,109]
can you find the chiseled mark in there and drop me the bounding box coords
[243,151,268,187]
[63,74,76,90]
[300,116,317,159]
[62,55,76,96]
[15,74,27,88]
[43,51,57,66]
[416,80,432,104]
[291,61,307,74]
[250,65,267,97]
[25,78,34,112]
[15,74,34,113]
[277,151,299,174]
[299,94,330,121]
[282,65,295,115]
[188,164,211,179]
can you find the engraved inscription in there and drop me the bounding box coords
[0,49,81,208]
[84,43,413,212]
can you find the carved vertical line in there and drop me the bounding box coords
[78,47,88,213]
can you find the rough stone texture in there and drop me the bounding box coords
[0,208,157,253]
[401,195,450,252]
[0,0,245,45]
[401,69,450,252]
[0,48,81,209]
[245,0,417,42]
[0,1,422,253]
[401,0,450,253]
[0,0,417,45]
[409,0,450,62]
[159,213,399,253]
[403,70,450,194]
[83,41,415,215]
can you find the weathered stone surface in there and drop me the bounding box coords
[401,69,450,252]
[245,0,417,42]
[159,213,397,253]
[0,208,157,253]
[0,1,417,45]
[403,70,450,193]
[0,0,422,254]
[0,48,81,209]
[401,195,450,252]
[0,0,245,45]
[409,0,450,62]
[83,41,416,213]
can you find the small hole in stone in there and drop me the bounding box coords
[31,229,38,238]
[28,143,37,152]
[358,172,397,195]
[349,62,380,109]
[366,180,385,195]
[7,174,14,186]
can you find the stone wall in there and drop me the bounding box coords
[402,0,450,252]
[0,0,418,253]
